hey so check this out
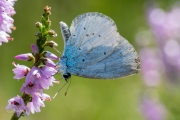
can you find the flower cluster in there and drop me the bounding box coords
[0,0,17,45]
[6,6,59,119]
[147,5,180,83]
[137,3,180,120]
[140,96,166,120]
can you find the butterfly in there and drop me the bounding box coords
[57,12,140,81]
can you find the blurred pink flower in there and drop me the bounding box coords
[141,97,166,120]
[0,0,17,45]
[147,6,180,45]
[138,3,180,119]
[143,4,180,84]
[140,48,162,86]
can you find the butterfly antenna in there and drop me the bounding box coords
[53,47,61,55]
[64,78,72,96]
[53,81,68,99]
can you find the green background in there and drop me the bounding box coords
[0,0,177,120]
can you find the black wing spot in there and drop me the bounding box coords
[82,59,85,62]
[73,34,76,36]
[104,52,106,55]
[86,34,89,36]
[92,33,94,35]
[84,27,86,30]
[98,35,101,37]
[78,48,81,50]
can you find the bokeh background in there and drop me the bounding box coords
[0,0,180,120]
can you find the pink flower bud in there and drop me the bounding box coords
[43,51,58,60]
[31,44,39,54]
[48,30,57,37]
[46,40,58,47]
[15,53,34,61]
[35,22,42,28]
[42,58,56,68]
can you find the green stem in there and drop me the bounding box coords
[11,113,21,120]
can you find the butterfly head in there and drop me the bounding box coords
[63,72,71,82]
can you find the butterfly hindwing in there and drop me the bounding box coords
[61,12,140,79]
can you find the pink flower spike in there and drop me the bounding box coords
[12,62,30,80]
[15,53,34,61]
[44,51,58,60]
[31,44,39,54]
[6,95,25,117]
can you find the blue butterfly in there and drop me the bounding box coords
[57,12,140,81]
